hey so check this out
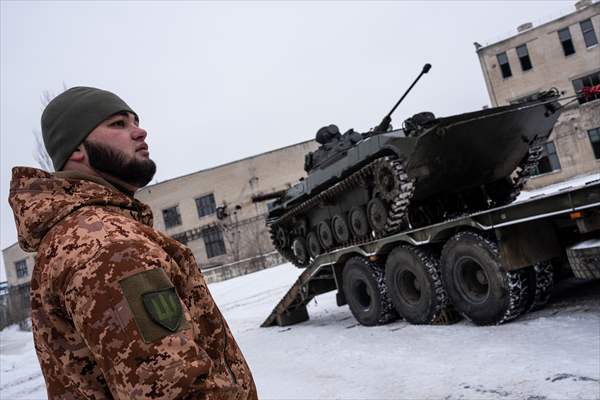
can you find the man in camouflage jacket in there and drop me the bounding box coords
[8,87,257,399]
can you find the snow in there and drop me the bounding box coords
[515,172,600,203]
[2,263,599,399]
[570,239,600,250]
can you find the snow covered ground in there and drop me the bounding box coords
[515,172,600,203]
[1,263,599,399]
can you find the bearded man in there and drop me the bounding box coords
[8,87,257,399]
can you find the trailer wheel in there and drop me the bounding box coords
[567,242,600,280]
[342,257,397,326]
[525,261,554,312]
[385,245,448,324]
[441,231,529,325]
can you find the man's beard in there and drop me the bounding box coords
[83,140,156,188]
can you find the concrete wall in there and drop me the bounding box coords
[476,1,600,188]
[202,251,287,284]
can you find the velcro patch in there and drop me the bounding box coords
[142,288,182,332]
[119,268,189,343]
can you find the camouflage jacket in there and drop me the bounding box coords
[8,167,257,399]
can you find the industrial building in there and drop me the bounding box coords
[475,0,600,188]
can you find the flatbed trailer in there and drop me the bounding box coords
[262,175,600,327]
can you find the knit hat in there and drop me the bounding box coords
[41,86,138,171]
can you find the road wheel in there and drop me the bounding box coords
[292,237,309,267]
[332,213,350,244]
[441,231,528,325]
[317,220,334,250]
[385,245,449,324]
[367,197,388,234]
[525,261,554,312]
[349,206,369,239]
[342,257,397,326]
[306,231,321,260]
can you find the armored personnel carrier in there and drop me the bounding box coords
[265,64,562,267]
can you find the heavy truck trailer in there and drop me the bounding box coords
[261,175,600,328]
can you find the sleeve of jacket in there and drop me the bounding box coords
[62,237,213,399]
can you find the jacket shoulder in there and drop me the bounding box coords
[37,206,161,291]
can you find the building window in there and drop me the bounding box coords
[580,19,598,48]
[516,44,532,71]
[558,27,575,56]
[573,71,600,104]
[203,226,226,258]
[15,259,28,278]
[162,206,182,229]
[588,127,600,159]
[195,194,216,218]
[532,141,561,176]
[497,52,512,78]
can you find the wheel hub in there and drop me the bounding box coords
[292,238,308,266]
[367,198,388,233]
[397,270,422,305]
[349,206,369,238]
[455,256,490,304]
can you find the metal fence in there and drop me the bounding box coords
[0,283,31,330]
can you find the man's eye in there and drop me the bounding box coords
[111,120,126,127]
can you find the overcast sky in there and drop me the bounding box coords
[0,0,578,280]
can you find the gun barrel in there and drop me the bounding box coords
[374,63,431,133]
[252,190,287,203]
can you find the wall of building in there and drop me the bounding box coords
[527,100,600,188]
[1,243,35,288]
[476,1,600,188]
[477,3,599,107]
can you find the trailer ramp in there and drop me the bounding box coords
[261,259,338,327]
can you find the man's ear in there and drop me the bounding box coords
[68,144,86,162]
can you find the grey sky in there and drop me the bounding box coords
[0,0,576,280]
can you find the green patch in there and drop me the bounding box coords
[119,268,189,343]
[142,288,183,332]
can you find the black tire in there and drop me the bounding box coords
[525,261,554,312]
[385,245,449,324]
[441,231,529,325]
[342,257,397,326]
[566,242,600,280]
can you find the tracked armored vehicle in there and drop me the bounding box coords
[266,64,562,267]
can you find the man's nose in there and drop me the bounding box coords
[132,126,147,140]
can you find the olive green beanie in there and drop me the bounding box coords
[41,86,137,171]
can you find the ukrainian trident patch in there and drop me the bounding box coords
[142,288,183,332]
